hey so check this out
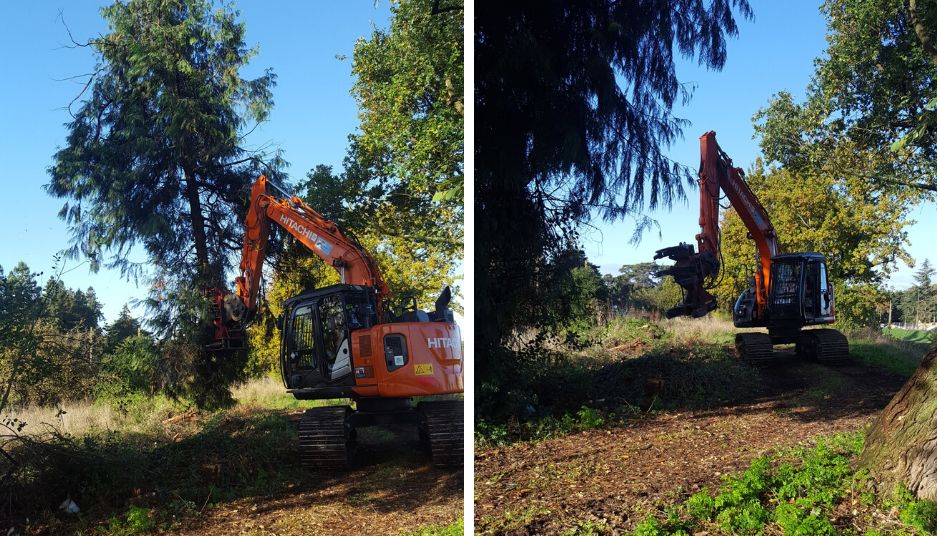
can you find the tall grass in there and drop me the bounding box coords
[849,328,932,377]
[1,376,323,440]
[660,315,741,345]
[2,394,188,438]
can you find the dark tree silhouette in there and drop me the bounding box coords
[474,0,752,413]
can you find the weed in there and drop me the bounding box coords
[629,431,937,536]
[891,485,937,534]
[562,520,612,535]
[403,518,464,535]
[106,505,156,535]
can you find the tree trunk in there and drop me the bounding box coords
[860,347,937,500]
[182,166,211,283]
[908,0,937,66]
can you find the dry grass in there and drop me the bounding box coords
[1,396,185,438]
[660,314,744,345]
[3,400,119,437]
[1,377,311,439]
[231,375,286,404]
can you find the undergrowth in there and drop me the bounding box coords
[0,378,346,532]
[476,316,760,447]
[630,431,937,536]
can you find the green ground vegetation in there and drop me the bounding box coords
[476,316,762,446]
[477,315,930,448]
[2,380,344,533]
[629,432,937,536]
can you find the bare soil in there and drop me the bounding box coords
[474,355,907,535]
[177,422,463,536]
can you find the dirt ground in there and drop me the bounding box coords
[474,355,908,535]
[175,422,463,536]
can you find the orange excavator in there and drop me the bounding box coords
[206,176,463,468]
[655,131,849,363]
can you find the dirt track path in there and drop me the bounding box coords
[177,424,463,536]
[474,360,906,535]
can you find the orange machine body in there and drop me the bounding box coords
[345,322,464,399]
[211,176,463,402]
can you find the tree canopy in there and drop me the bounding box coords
[351,0,464,204]
[754,0,937,194]
[46,0,276,290]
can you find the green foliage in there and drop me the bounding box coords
[404,518,464,536]
[627,432,922,536]
[351,0,464,205]
[754,0,937,194]
[475,405,614,448]
[99,335,161,397]
[108,505,157,535]
[104,305,143,354]
[891,259,937,326]
[891,485,937,534]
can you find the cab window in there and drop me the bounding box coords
[318,295,348,366]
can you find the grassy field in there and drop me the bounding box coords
[884,327,935,344]
[0,377,462,535]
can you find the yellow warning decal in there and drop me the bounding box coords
[414,363,434,376]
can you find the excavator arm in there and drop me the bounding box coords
[207,175,389,350]
[655,131,780,319]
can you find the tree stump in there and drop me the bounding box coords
[860,347,937,500]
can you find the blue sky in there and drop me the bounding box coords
[0,2,392,322]
[0,1,932,324]
[581,1,936,291]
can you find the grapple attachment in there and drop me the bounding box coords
[654,242,719,318]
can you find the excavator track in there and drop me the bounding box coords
[735,332,774,364]
[418,400,463,468]
[298,405,355,470]
[797,329,850,364]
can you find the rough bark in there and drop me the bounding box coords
[860,346,937,500]
[182,165,211,283]
[908,0,937,66]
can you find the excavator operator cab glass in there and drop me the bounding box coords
[318,295,352,381]
[287,305,317,370]
[768,254,831,323]
[768,256,807,322]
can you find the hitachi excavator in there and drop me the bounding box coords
[205,176,463,468]
[655,131,849,364]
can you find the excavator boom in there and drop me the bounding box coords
[234,175,389,318]
[656,131,779,320]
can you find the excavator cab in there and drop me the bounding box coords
[279,284,376,392]
[766,253,834,325]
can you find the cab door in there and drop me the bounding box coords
[317,294,353,382]
[818,261,833,319]
[282,302,326,389]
